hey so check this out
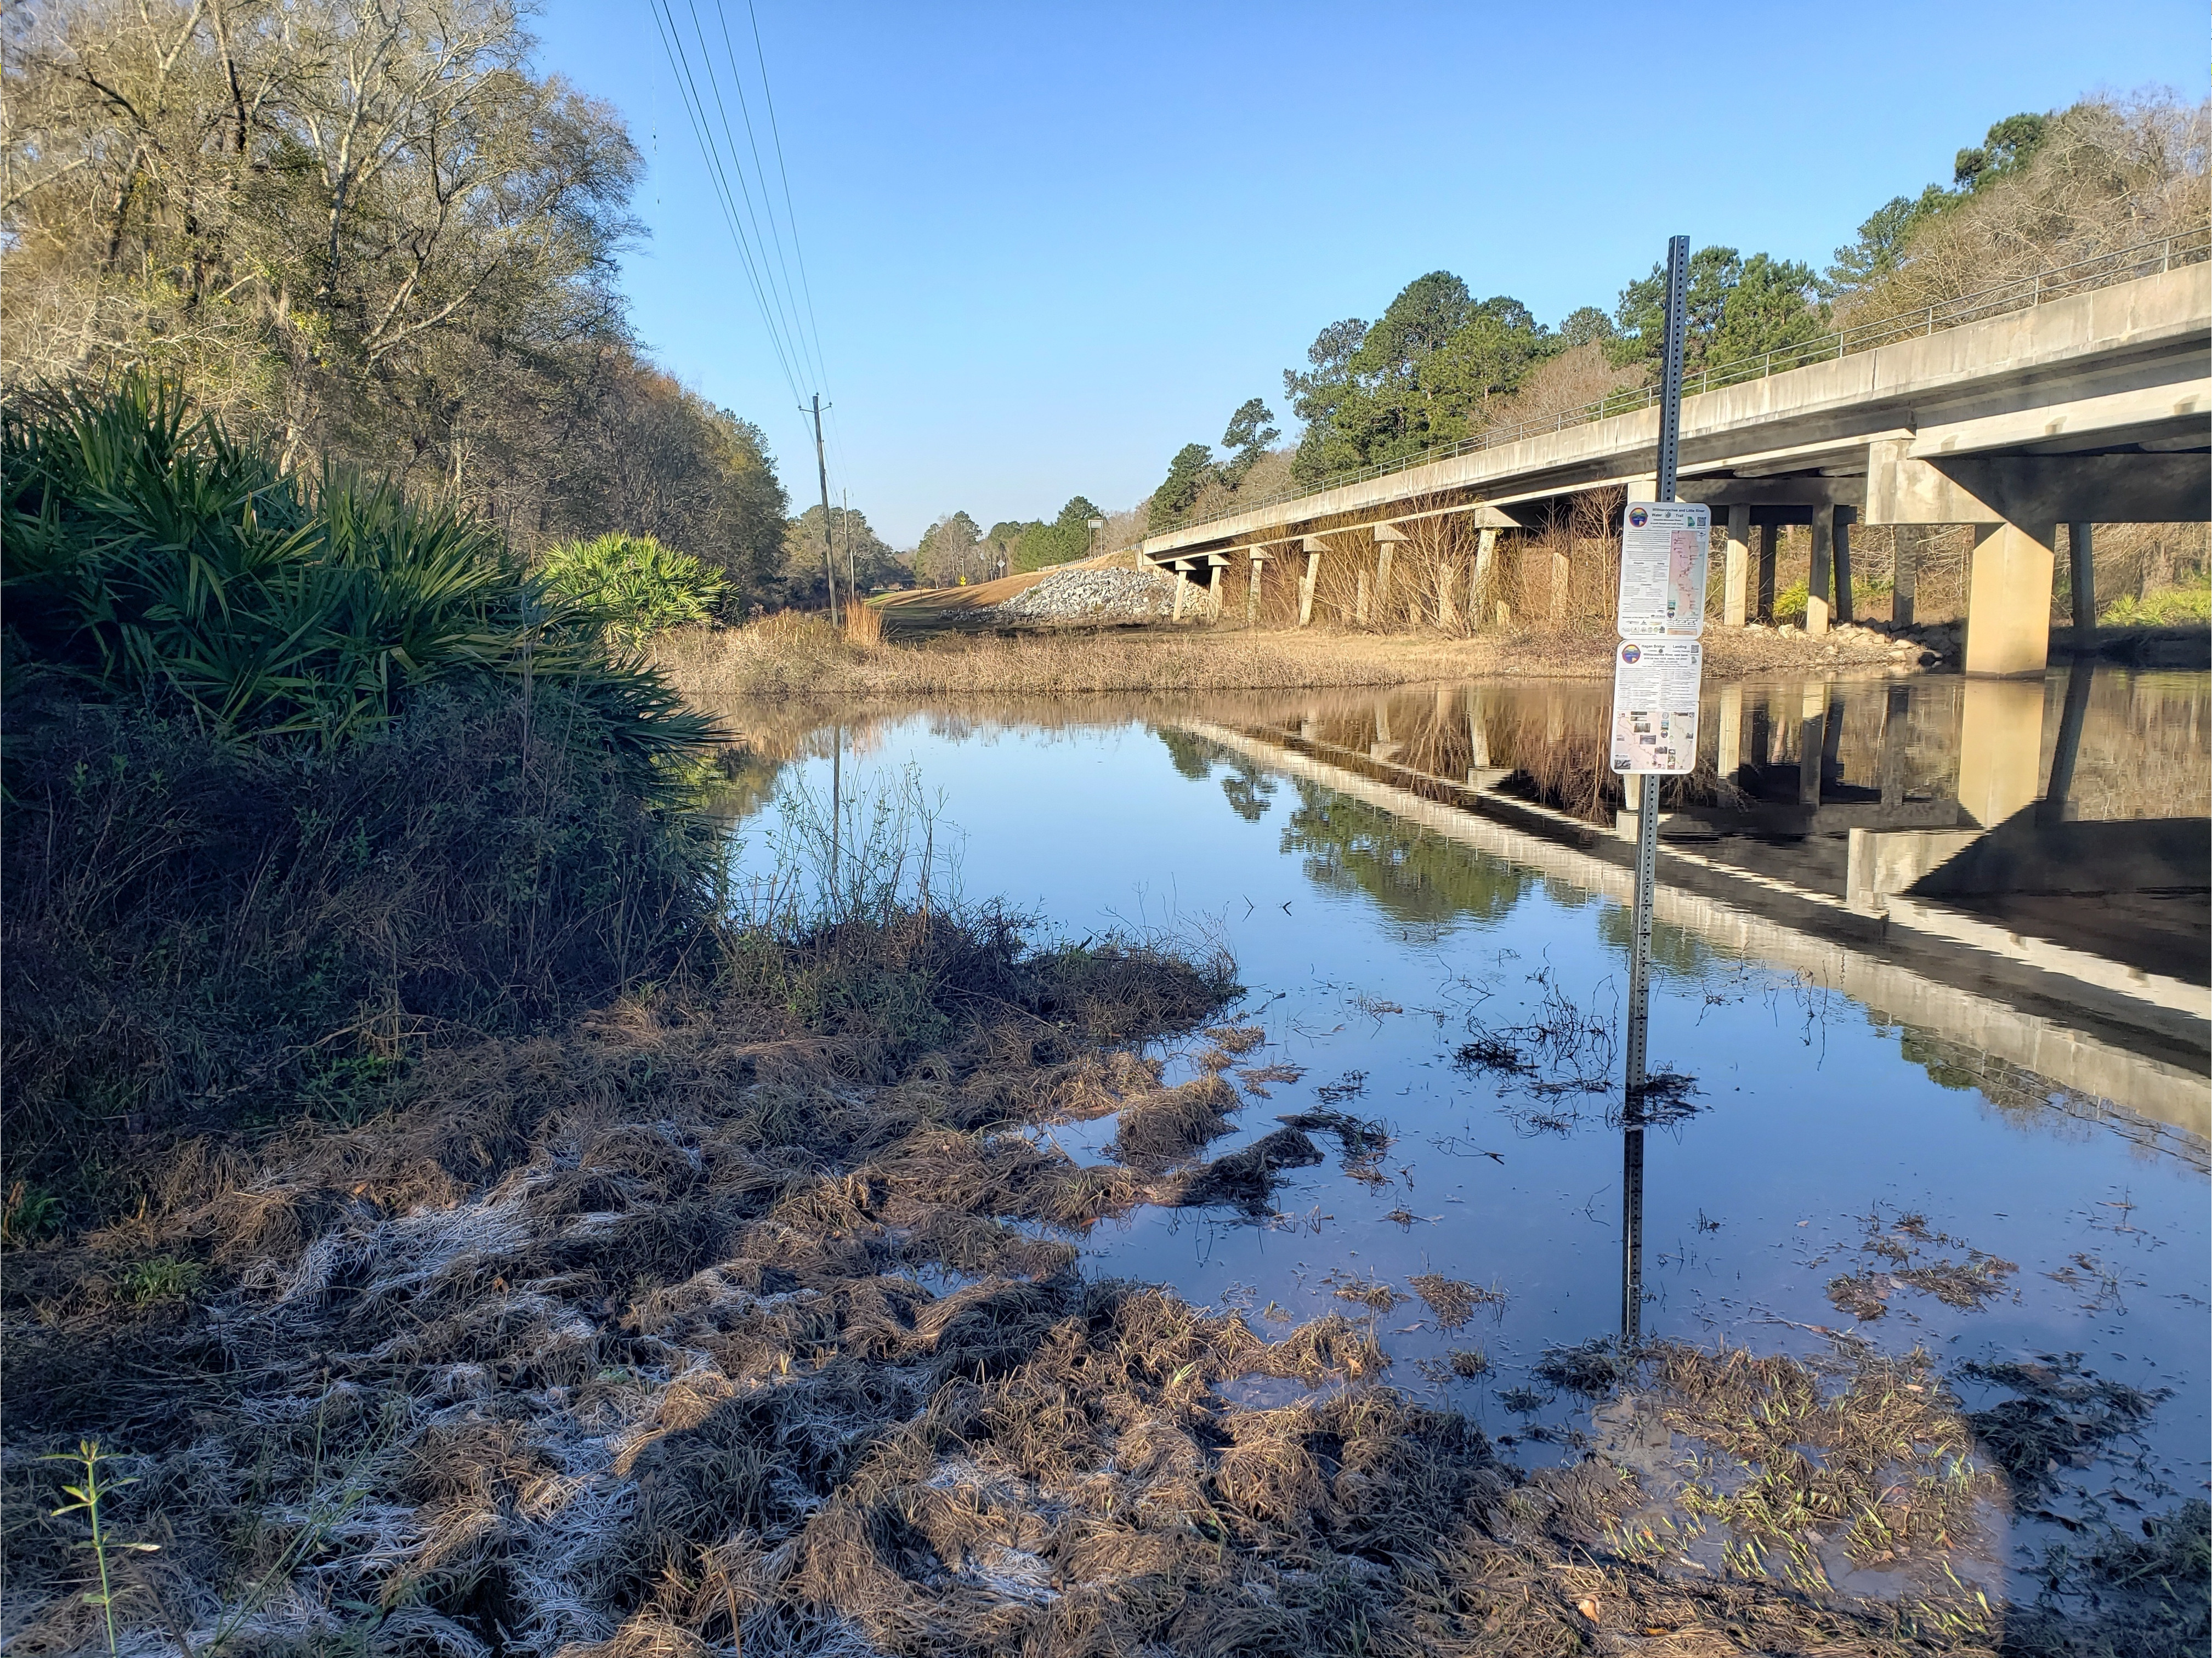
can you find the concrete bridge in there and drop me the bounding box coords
[1142,234,2210,676]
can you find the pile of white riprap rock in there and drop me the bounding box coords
[988,564,1184,625]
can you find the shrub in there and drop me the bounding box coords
[541,532,728,645]
[2101,581,2211,627]
[0,378,725,1208]
[1,678,717,1206]
[1,377,713,782]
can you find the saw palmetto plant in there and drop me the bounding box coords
[2,376,713,788]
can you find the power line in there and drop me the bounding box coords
[685,0,816,395]
[741,0,830,403]
[709,0,825,398]
[647,0,805,406]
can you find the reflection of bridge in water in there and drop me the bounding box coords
[1176,665,2210,1155]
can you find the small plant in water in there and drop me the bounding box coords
[43,1441,155,1654]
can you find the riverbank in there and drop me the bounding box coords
[655,615,1942,706]
[17,894,2178,1657]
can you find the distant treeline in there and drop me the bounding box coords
[0,0,882,616]
[1139,95,2206,532]
[911,497,1109,586]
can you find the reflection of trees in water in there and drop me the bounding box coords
[1281,783,1531,934]
[1158,728,1220,782]
[1155,729,1281,822]
[700,748,788,827]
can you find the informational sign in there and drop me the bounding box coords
[1609,640,1702,775]
[1614,501,1711,638]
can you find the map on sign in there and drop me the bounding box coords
[1615,502,1711,638]
[1609,640,1702,775]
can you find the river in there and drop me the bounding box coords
[707,663,2210,1599]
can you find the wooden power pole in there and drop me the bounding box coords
[811,394,838,626]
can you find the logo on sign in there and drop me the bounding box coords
[1619,643,1641,664]
[1628,507,1649,528]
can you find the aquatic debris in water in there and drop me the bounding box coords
[1203,1023,1268,1056]
[1234,1061,1305,1098]
[1825,1209,2018,1321]
[2007,1499,2210,1658]
[1323,1269,1409,1314]
[1535,1338,1638,1398]
[1274,1106,1393,1188]
[1454,966,1619,1126]
[1406,1274,1506,1331]
[1958,1353,2170,1500]
[1313,1069,1367,1104]
[1156,1126,1322,1213]
[1639,1339,1997,1584]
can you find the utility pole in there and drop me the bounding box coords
[810,394,838,627]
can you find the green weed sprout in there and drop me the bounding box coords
[43,1440,156,1654]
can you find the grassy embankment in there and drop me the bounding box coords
[655,611,1931,707]
[5,385,2202,1656]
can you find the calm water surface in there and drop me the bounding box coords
[713,669,2210,1593]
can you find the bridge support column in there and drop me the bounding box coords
[1756,524,1778,621]
[1892,529,1918,625]
[1354,569,1371,626]
[1833,508,1855,623]
[1170,560,1192,623]
[1245,551,1267,626]
[1373,524,1405,628]
[1472,527,1499,627]
[1964,521,2056,677]
[2069,522,2096,650]
[1437,561,1459,628]
[1549,547,1570,622]
[1723,506,1750,627]
[1297,546,1321,628]
[1206,560,1224,623]
[1807,509,1834,635]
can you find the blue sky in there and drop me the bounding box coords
[531,1,2205,547]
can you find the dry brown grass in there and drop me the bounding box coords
[654,611,1921,707]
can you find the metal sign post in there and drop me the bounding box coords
[1615,234,1698,1343]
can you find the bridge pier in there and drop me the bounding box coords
[1833,508,1855,623]
[1723,506,1750,627]
[1374,523,1405,627]
[1964,522,2056,676]
[2068,522,2096,650]
[1807,509,1834,635]
[1892,529,1919,625]
[1245,549,1268,626]
[1756,523,1778,621]
[1297,539,1323,628]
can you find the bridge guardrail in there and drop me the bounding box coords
[1158,226,2211,543]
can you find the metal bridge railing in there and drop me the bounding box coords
[1158,226,2211,543]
